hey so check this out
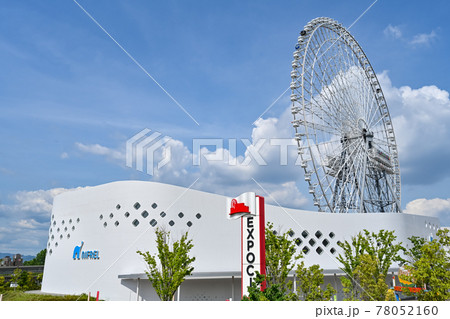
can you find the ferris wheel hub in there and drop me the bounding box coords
[357,118,368,131]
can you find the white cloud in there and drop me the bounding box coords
[383,24,438,47]
[13,219,43,229]
[76,142,124,161]
[0,167,14,176]
[384,24,402,39]
[0,187,89,255]
[264,181,308,208]
[0,187,88,217]
[60,152,69,159]
[410,30,437,46]
[404,198,450,226]
[9,238,40,249]
[405,198,450,217]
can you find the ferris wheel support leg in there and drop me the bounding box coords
[386,177,403,213]
[359,145,368,213]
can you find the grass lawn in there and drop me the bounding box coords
[0,290,100,301]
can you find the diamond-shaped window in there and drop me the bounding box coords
[308,238,316,246]
[295,238,302,246]
[301,230,309,238]
[316,247,323,255]
[141,211,149,218]
[322,239,330,247]
[302,246,310,254]
[315,230,322,239]
[134,202,141,210]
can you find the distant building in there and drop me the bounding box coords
[0,254,23,267]
[13,254,23,266]
[1,256,12,266]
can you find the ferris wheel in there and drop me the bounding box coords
[290,17,401,213]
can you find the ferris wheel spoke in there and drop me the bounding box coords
[332,143,365,213]
[318,50,361,120]
[297,118,340,136]
[366,92,383,128]
[303,84,354,132]
[304,68,360,131]
[368,104,388,131]
[303,41,360,116]
[303,52,355,123]
[309,131,359,156]
[327,39,363,118]
[347,150,368,212]
[318,138,364,202]
[371,136,393,149]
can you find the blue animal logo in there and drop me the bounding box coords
[73,241,84,260]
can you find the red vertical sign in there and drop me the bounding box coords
[240,195,266,298]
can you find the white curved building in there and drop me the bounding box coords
[41,181,440,301]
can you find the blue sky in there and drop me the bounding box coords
[1,0,450,255]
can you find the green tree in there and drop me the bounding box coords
[24,249,46,266]
[403,229,450,301]
[242,223,302,301]
[0,276,6,292]
[264,222,301,294]
[336,232,366,300]
[137,228,195,301]
[10,268,22,291]
[404,236,426,265]
[337,229,404,301]
[242,272,288,301]
[16,271,41,291]
[293,261,336,301]
[17,271,37,291]
[352,254,394,301]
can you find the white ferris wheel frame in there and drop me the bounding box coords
[290,17,401,213]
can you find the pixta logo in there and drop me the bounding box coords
[73,241,100,260]
[126,128,172,176]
